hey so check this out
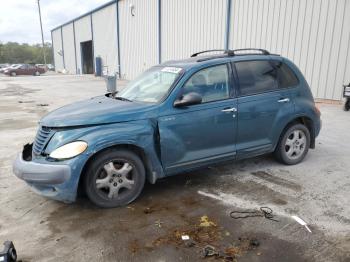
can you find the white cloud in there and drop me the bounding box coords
[0,0,111,44]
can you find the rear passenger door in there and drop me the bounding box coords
[233,59,295,158]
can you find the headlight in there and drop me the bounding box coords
[49,141,88,159]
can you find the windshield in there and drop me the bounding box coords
[117,66,183,103]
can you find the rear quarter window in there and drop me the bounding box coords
[274,61,299,88]
[235,60,299,96]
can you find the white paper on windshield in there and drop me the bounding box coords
[161,67,182,74]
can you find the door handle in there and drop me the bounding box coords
[278,98,290,103]
[221,107,237,112]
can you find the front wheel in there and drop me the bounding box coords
[10,72,16,77]
[274,124,310,165]
[84,149,145,208]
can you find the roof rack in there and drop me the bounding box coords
[191,49,231,57]
[190,48,270,58]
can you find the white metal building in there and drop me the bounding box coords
[52,0,350,100]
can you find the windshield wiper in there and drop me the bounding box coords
[114,96,133,102]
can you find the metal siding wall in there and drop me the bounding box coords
[62,23,76,73]
[119,0,158,79]
[74,15,92,74]
[92,4,118,74]
[230,0,350,100]
[52,29,64,71]
[161,0,227,61]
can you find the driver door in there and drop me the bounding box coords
[158,63,237,175]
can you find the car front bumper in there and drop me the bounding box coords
[13,153,71,184]
[12,145,84,203]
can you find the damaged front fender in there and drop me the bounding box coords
[69,120,164,184]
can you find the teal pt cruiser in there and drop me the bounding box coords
[13,49,321,208]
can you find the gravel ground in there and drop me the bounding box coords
[0,74,349,262]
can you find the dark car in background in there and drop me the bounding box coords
[3,64,46,76]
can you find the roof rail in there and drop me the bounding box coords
[190,48,270,58]
[233,48,270,55]
[191,49,232,57]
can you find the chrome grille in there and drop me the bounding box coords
[33,126,53,155]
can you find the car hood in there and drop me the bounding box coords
[40,95,156,127]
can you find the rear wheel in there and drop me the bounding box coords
[274,124,310,165]
[84,149,145,208]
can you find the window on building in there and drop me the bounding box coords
[182,64,230,103]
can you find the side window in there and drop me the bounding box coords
[182,64,230,103]
[235,60,278,96]
[274,62,299,88]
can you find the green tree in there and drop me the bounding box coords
[0,42,53,64]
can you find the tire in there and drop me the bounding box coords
[84,149,145,208]
[35,71,40,76]
[274,124,310,165]
[10,72,16,77]
[344,100,350,111]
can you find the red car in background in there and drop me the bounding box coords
[3,64,46,76]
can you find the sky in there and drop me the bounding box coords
[0,0,111,44]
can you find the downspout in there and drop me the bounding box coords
[90,14,95,73]
[158,0,162,64]
[50,30,55,70]
[60,27,65,69]
[115,0,121,78]
[225,0,232,50]
[73,21,78,74]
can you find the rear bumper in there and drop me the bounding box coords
[13,153,71,185]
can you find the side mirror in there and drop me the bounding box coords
[174,92,202,107]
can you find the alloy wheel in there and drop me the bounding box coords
[284,130,307,160]
[95,160,135,199]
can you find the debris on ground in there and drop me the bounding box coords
[230,207,279,222]
[181,235,190,240]
[199,215,217,227]
[291,215,312,233]
[249,238,260,247]
[202,244,219,257]
[154,219,163,228]
[128,213,260,260]
[36,103,49,107]
[143,205,170,214]
[128,239,141,254]
[152,217,221,248]
[184,239,196,248]
[143,207,154,214]
[18,100,34,103]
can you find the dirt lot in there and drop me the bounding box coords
[0,74,349,262]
